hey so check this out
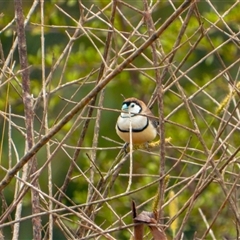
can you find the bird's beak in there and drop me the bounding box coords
[121,104,128,111]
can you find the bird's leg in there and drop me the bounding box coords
[123,142,130,154]
[145,142,150,152]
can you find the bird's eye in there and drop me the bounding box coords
[130,103,135,108]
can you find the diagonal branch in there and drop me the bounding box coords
[0,0,194,192]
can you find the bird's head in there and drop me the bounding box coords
[120,98,143,117]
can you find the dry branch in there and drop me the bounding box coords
[0,0,194,192]
[14,0,41,239]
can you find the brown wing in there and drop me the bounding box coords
[141,104,159,129]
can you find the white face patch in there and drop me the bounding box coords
[121,102,141,117]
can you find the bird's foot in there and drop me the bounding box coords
[123,143,130,154]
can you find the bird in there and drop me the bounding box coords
[116,97,158,144]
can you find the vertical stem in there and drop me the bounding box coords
[14,0,41,239]
[77,0,117,237]
[40,0,53,239]
[142,0,165,222]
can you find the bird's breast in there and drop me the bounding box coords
[117,115,148,131]
[116,115,157,144]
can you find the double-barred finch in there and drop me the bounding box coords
[116,97,158,144]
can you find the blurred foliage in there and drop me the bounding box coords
[0,0,239,239]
